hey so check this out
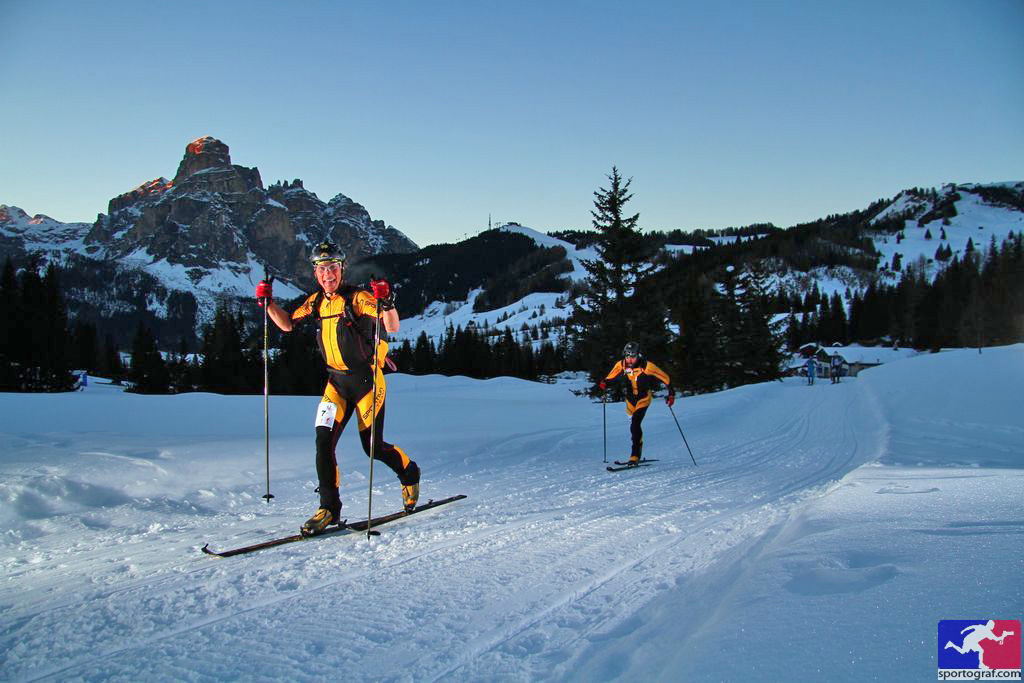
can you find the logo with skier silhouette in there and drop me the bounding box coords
[938,619,1021,677]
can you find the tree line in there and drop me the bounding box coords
[4,178,1021,396]
[0,257,125,392]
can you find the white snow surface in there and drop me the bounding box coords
[499,223,598,284]
[2,346,1022,681]
[870,186,1024,283]
[391,289,570,348]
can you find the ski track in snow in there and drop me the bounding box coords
[0,372,898,682]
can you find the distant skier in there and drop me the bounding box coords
[256,241,421,535]
[805,357,817,385]
[598,342,674,465]
[830,354,843,384]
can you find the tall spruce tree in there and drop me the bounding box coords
[717,267,747,388]
[70,320,99,373]
[100,334,125,384]
[0,259,18,390]
[268,316,323,395]
[412,331,435,374]
[10,261,75,391]
[42,265,73,387]
[569,167,665,396]
[671,274,728,393]
[200,305,256,394]
[735,262,786,384]
[128,321,170,394]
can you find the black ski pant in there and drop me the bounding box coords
[630,406,648,459]
[314,371,419,512]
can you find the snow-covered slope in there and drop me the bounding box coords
[389,223,594,346]
[390,288,571,347]
[499,223,598,284]
[1,345,1021,680]
[870,183,1024,282]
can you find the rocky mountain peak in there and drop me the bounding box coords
[0,205,29,225]
[173,136,232,185]
[74,135,417,301]
[0,205,70,231]
[108,178,174,214]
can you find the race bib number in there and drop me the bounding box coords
[315,402,337,428]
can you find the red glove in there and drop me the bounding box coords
[599,380,607,391]
[370,278,395,310]
[255,280,273,307]
[370,279,390,299]
[666,392,676,407]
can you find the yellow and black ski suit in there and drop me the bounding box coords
[292,285,418,514]
[603,359,672,460]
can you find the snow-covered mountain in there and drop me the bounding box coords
[395,182,1024,348]
[0,136,418,333]
[389,224,592,347]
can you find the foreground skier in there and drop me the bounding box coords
[256,241,420,534]
[598,342,675,465]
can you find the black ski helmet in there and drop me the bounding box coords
[310,240,346,266]
[623,341,641,359]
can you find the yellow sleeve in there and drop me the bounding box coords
[351,290,379,317]
[290,292,319,322]
[646,362,672,388]
[605,361,624,381]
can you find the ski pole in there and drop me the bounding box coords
[668,403,698,466]
[366,293,383,538]
[262,271,275,502]
[602,389,607,464]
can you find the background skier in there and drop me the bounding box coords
[806,357,817,385]
[830,354,843,384]
[598,341,674,465]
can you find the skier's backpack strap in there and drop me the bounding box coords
[311,290,324,320]
[333,285,398,374]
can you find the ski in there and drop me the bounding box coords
[606,463,652,472]
[612,459,659,466]
[201,494,467,558]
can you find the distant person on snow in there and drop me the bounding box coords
[830,354,843,384]
[598,342,674,465]
[256,241,420,535]
[805,357,817,385]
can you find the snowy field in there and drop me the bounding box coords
[1,346,1022,681]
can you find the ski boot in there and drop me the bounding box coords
[628,454,641,467]
[301,505,341,536]
[402,483,419,513]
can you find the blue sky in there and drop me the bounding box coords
[2,0,1022,247]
